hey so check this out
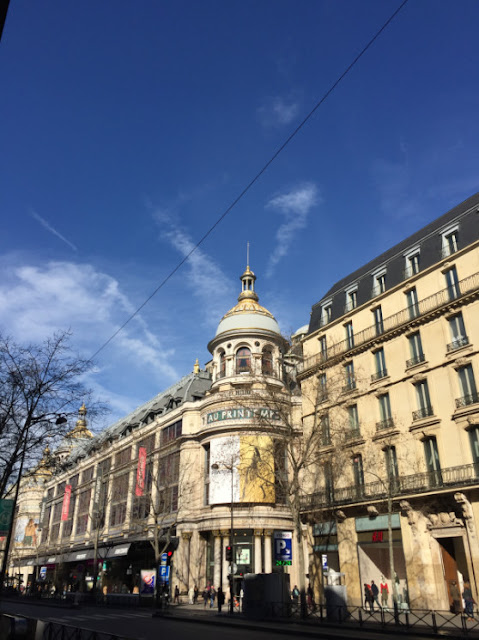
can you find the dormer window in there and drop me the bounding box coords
[372,267,387,297]
[404,247,420,279]
[321,301,332,326]
[345,286,358,312]
[236,347,251,374]
[441,226,459,258]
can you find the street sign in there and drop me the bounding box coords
[227,563,238,575]
[274,531,293,564]
[159,565,170,582]
[160,553,168,565]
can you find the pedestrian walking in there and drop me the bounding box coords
[193,585,199,604]
[217,586,225,613]
[463,581,475,620]
[174,585,180,603]
[364,583,374,612]
[210,586,216,608]
[370,580,380,609]
[202,587,209,608]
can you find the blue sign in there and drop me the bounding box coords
[39,566,47,581]
[159,565,170,583]
[274,531,292,563]
[160,553,168,565]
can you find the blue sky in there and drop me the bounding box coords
[1,1,479,429]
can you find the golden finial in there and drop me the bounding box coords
[194,358,200,374]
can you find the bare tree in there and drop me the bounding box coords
[0,330,105,498]
[130,447,192,607]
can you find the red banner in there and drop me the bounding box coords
[135,447,147,496]
[61,485,72,521]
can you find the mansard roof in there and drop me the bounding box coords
[308,192,479,335]
[67,370,212,464]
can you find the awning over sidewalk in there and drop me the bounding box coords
[63,548,96,563]
[104,543,131,559]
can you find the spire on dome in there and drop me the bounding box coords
[238,246,259,303]
[68,403,93,440]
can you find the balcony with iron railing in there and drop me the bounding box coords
[299,270,479,376]
[371,369,388,382]
[447,336,469,352]
[376,417,395,431]
[455,392,479,409]
[406,353,426,368]
[342,378,357,393]
[300,462,479,511]
[412,405,434,421]
[344,427,361,441]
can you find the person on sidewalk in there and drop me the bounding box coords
[364,583,374,612]
[370,580,380,609]
[217,586,225,613]
[174,585,180,604]
[210,586,216,608]
[193,585,199,604]
[202,587,209,608]
[463,581,475,620]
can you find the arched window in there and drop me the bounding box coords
[236,347,251,374]
[262,349,273,376]
[218,351,226,379]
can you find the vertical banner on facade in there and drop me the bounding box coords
[93,467,103,515]
[0,499,14,536]
[135,446,147,496]
[61,484,72,521]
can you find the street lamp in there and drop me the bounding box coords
[211,460,235,614]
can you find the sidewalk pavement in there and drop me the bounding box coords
[157,600,479,640]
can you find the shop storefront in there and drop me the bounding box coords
[356,514,408,610]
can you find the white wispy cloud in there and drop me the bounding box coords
[30,209,78,252]
[257,96,300,127]
[153,209,234,324]
[266,183,320,277]
[0,258,178,419]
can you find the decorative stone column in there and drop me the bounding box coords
[264,529,273,573]
[181,531,193,592]
[213,530,222,588]
[254,530,263,573]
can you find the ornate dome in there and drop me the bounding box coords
[214,265,281,338]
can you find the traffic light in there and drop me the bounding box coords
[225,546,233,562]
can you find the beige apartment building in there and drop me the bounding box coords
[29,265,305,597]
[298,192,479,611]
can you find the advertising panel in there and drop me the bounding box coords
[140,569,156,594]
[209,435,275,505]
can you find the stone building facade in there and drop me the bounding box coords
[298,192,479,611]
[33,265,305,596]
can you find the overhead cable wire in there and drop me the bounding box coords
[90,0,410,361]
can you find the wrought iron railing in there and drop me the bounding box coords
[371,369,387,382]
[412,406,434,421]
[376,417,394,431]
[406,353,425,368]
[447,336,469,352]
[456,393,479,409]
[344,428,361,441]
[299,270,479,375]
[343,378,356,393]
[300,463,479,510]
